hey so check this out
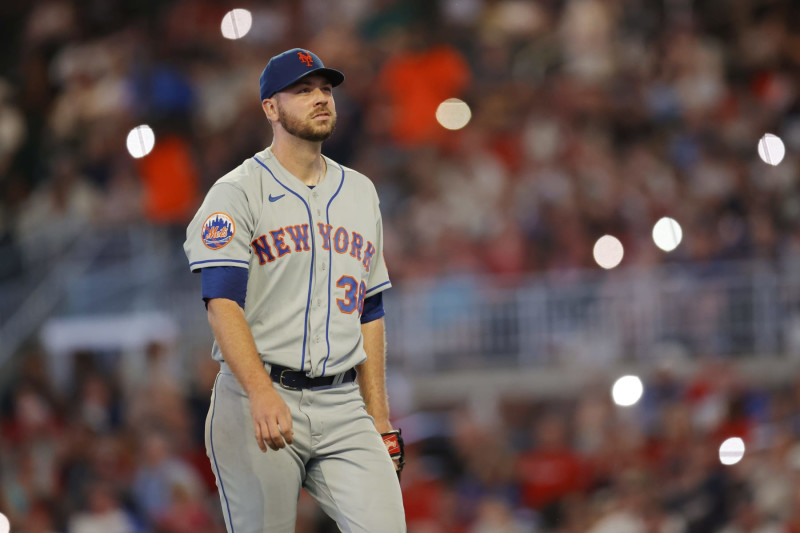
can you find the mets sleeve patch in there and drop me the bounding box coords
[202,212,236,250]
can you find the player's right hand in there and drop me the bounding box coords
[249,385,294,452]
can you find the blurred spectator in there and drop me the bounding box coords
[123,341,184,408]
[75,373,120,434]
[401,451,453,530]
[14,152,101,262]
[18,497,59,533]
[0,78,26,176]
[66,481,137,533]
[377,27,471,147]
[470,497,532,533]
[136,133,200,227]
[155,482,220,533]
[517,413,588,527]
[131,431,204,526]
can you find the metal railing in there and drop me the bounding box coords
[383,261,800,371]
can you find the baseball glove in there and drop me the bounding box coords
[381,429,405,480]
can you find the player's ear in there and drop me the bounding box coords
[262,98,278,122]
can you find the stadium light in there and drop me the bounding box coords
[593,235,624,269]
[611,375,644,406]
[221,8,253,40]
[757,133,785,166]
[719,437,745,465]
[0,512,9,533]
[126,125,155,159]
[652,217,683,252]
[436,98,471,130]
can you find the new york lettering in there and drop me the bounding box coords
[251,223,376,271]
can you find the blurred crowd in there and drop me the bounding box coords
[0,342,230,533]
[2,0,800,531]
[4,343,800,532]
[400,357,800,533]
[1,0,799,281]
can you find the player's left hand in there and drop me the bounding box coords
[381,429,405,481]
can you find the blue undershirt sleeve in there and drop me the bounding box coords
[360,292,385,324]
[201,266,248,309]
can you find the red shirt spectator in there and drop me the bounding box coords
[137,135,199,225]
[517,415,588,509]
[378,45,470,147]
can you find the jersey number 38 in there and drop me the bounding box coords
[336,275,367,315]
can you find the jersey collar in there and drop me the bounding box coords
[259,147,342,200]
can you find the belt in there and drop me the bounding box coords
[269,364,357,390]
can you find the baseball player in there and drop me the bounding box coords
[183,48,406,532]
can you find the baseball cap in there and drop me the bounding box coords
[259,48,345,101]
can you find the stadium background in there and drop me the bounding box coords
[2,0,800,531]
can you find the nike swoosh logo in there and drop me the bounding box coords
[269,194,285,203]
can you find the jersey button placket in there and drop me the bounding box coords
[309,191,327,374]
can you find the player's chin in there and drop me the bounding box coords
[304,125,335,142]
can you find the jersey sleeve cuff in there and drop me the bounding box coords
[365,280,391,296]
[189,258,250,272]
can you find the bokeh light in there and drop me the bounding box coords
[593,235,624,269]
[0,512,9,533]
[435,98,472,130]
[221,9,253,40]
[719,437,746,465]
[652,217,683,252]
[125,125,155,159]
[757,133,785,166]
[611,375,644,406]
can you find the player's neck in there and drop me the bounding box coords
[270,136,324,187]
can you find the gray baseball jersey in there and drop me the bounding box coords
[184,146,392,376]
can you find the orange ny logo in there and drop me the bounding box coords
[297,52,314,67]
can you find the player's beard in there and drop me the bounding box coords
[277,103,337,142]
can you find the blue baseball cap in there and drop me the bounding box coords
[259,48,344,101]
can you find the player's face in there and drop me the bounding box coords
[275,75,337,142]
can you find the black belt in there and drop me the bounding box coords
[270,364,357,390]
